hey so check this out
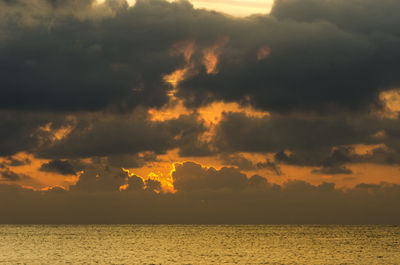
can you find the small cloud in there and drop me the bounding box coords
[39,159,76,175]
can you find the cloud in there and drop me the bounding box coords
[256,160,282,175]
[39,159,76,175]
[69,162,162,192]
[219,153,282,175]
[0,0,124,26]
[0,180,399,224]
[1,0,400,224]
[215,112,400,167]
[69,166,127,192]
[0,0,399,114]
[36,111,208,159]
[172,161,249,192]
[271,0,400,36]
[1,0,400,164]
[214,113,371,156]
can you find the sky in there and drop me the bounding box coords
[0,0,400,224]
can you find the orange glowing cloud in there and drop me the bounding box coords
[148,98,190,122]
[376,89,400,119]
[347,144,388,155]
[148,99,270,145]
[163,40,197,88]
[163,37,230,89]
[202,36,229,74]
[198,101,269,127]
[121,167,175,193]
[163,67,191,88]
[38,121,74,142]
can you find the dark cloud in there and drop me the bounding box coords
[0,0,124,26]
[124,174,145,191]
[0,111,52,156]
[0,0,400,166]
[69,164,159,192]
[1,0,399,114]
[1,1,175,112]
[172,162,248,192]
[214,112,373,154]
[178,0,400,113]
[271,0,400,36]
[0,180,399,224]
[36,112,207,159]
[219,153,282,175]
[220,153,256,171]
[1,0,400,225]
[215,112,400,167]
[256,160,282,176]
[39,159,76,175]
[145,178,162,193]
[69,166,127,192]
[105,152,158,168]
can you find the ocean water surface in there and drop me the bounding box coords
[0,225,399,264]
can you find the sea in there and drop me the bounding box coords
[0,225,399,264]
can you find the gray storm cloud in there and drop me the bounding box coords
[1,168,399,224]
[1,0,400,113]
[1,0,400,223]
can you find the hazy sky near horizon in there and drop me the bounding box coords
[1,0,400,223]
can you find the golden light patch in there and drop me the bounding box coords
[202,36,229,74]
[198,101,269,127]
[38,118,75,142]
[349,144,388,155]
[122,167,176,193]
[119,183,129,191]
[377,89,400,119]
[163,67,191,88]
[381,89,400,111]
[163,40,197,89]
[148,98,191,122]
[0,153,78,190]
[198,101,270,142]
[257,46,271,61]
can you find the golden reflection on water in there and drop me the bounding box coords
[0,225,399,264]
